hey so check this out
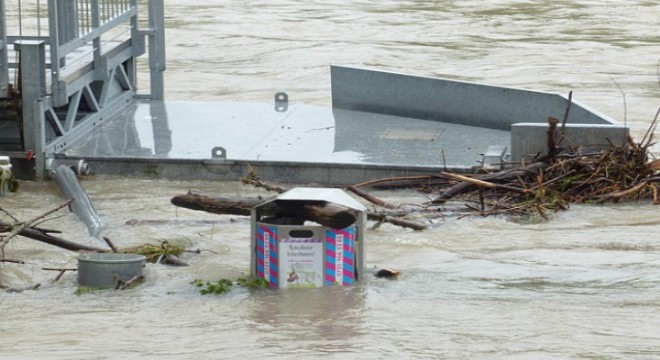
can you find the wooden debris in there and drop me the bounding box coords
[163,254,189,267]
[375,268,400,279]
[0,200,76,257]
[0,219,107,253]
[42,267,77,282]
[5,283,41,293]
[116,275,145,290]
[102,236,119,253]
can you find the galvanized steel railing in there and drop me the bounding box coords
[1,0,163,103]
[0,0,164,179]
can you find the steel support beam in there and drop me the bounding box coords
[147,0,165,100]
[0,0,8,98]
[16,40,47,150]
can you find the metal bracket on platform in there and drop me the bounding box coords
[275,92,288,112]
[46,159,90,176]
[211,147,227,159]
[477,145,508,171]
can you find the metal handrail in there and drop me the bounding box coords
[1,0,139,101]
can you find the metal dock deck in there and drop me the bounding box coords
[60,98,511,185]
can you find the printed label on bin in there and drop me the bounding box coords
[256,224,278,287]
[279,238,324,288]
[325,227,355,286]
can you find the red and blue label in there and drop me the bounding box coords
[324,227,355,286]
[256,224,278,287]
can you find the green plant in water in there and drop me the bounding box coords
[192,276,269,295]
[193,278,233,295]
[236,276,270,289]
[75,286,106,295]
[123,238,189,263]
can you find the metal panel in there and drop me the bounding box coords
[331,65,619,131]
[511,123,629,162]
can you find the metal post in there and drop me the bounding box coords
[48,0,64,105]
[15,40,47,179]
[91,0,101,61]
[16,40,46,148]
[33,99,46,180]
[0,0,8,98]
[148,0,165,100]
[57,0,79,45]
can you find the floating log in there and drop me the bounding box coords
[171,190,358,229]
[171,191,261,216]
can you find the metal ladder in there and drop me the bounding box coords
[0,0,165,179]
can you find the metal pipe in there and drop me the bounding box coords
[50,164,103,236]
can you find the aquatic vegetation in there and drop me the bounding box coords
[236,276,270,289]
[193,276,269,295]
[122,238,190,264]
[75,286,106,295]
[193,278,233,295]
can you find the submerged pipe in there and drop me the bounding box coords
[50,165,103,237]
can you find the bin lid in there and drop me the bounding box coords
[271,187,366,211]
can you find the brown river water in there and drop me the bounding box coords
[2,1,660,359]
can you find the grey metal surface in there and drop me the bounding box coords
[331,65,620,131]
[511,123,629,162]
[64,100,510,166]
[62,99,509,183]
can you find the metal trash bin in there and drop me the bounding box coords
[250,188,366,288]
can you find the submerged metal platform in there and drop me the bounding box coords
[61,98,510,185]
[57,65,626,186]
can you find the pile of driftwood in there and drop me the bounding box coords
[172,112,660,229]
[426,112,660,220]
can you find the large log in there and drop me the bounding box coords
[171,190,358,229]
[170,190,262,216]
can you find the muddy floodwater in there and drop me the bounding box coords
[2,1,660,359]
